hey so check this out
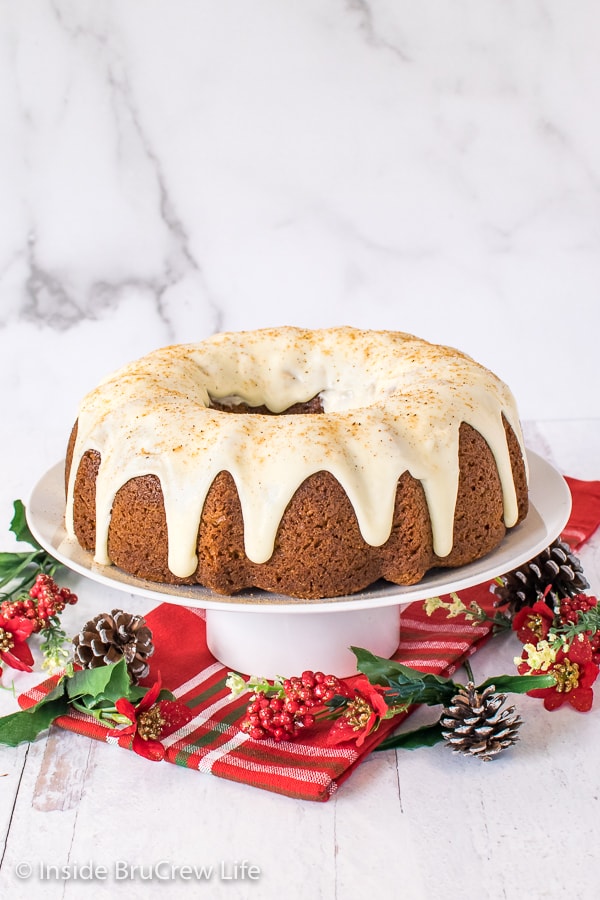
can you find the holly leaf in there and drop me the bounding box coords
[375,721,445,752]
[352,647,450,686]
[0,551,35,574]
[9,500,42,550]
[66,658,132,704]
[0,656,163,747]
[0,681,69,747]
[67,660,171,715]
[1,500,63,600]
[0,551,41,590]
[352,647,458,706]
[477,673,556,694]
[0,700,70,746]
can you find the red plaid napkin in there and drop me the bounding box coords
[19,477,600,802]
[562,477,600,551]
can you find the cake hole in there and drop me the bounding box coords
[208,395,324,416]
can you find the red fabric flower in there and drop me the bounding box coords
[519,635,599,712]
[512,601,555,645]
[326,676,390,747]
[0,615,34,674]
[115,676,193,761]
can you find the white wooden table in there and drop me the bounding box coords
[0,418,598,900]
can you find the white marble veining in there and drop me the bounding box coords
[1,3,599,898]
[1,5,599,442]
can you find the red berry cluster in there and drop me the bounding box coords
[1,574,78,633]
[558,594,598,625]
[240,670,349,742]
[557,594,600,664]
[589,633,600,666]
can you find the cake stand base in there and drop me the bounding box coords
[205,605,401,678]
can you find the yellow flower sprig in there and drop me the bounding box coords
[424,593,512,633]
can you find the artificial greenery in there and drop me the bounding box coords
[351,649,556,752]
[0,500,62,601]
[0,657,172,747]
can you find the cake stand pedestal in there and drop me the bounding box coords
[28,452,571,678]
[205,604,401,677]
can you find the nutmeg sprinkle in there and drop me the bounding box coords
[65,327,526,577]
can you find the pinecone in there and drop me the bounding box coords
[72,609,154,683]
[493,538,589,614]
[440,683,522,761]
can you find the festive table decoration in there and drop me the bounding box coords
[0,648,192,762]
[493,537,590,612]
[511,592,600,712]
[0,501,77,672]
[439,670,523,761]
[228,652,553,758]
[110,672,194,761]
[422,540,600,716]
[0,612,34,675]
[0,473,598,801]
[73,609,155,682]
[496,547,599,713]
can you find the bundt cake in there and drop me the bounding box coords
[64,327,529,599]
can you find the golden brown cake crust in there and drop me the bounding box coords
[66,416,528,600]
[65,328,529,599]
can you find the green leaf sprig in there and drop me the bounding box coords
[0,658,172,747]
[352,648,556,752]
[549,605,600,650]
[0,500,62,601]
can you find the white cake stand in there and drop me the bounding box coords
[27,451,571,677]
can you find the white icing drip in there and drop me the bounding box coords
[65,327,527,577]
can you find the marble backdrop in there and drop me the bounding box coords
[1,1,599,528]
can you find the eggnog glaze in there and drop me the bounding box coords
[65,327,527,578]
